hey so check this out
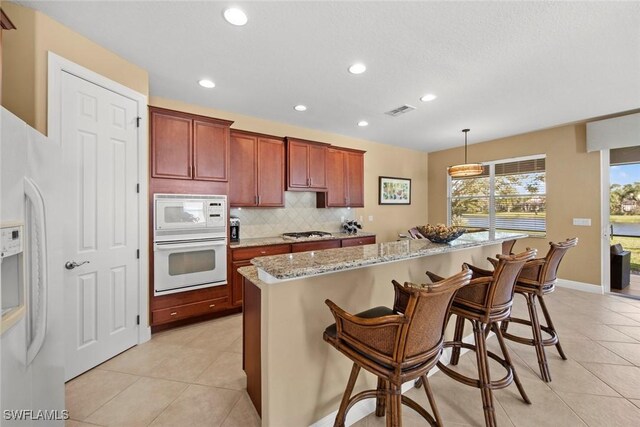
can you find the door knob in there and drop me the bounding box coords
[65,260,90,270]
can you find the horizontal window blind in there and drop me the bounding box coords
[449,157,546,235]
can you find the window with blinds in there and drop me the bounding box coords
[449,156,546,235]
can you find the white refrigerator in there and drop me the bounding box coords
[1,107,65,425]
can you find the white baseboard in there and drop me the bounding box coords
[310,332,486,427]
[556,278,603,294]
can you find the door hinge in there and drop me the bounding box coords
[136,249,140,259]
[136,315,140,325]
[136,117,141,128]
[136,183,140,193]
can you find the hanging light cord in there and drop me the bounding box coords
[463,128,470,163]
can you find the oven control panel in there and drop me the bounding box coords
[206,200,226,228]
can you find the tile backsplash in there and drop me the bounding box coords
[230,192,355,239]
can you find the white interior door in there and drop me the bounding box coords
[61,71,139,380]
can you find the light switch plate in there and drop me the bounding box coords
[368,215,374,222]
[573,218,591,226]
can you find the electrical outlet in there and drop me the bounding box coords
[368,215,374,222]
[340,216,345,223]
[572,218,591,226]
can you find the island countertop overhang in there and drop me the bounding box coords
[251,231,527,284]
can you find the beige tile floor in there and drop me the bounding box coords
[66,287,640,427]
[65,314,258,427]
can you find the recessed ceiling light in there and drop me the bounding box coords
[420,93,437,102]
[357,121,369,127]
[198,79,215,89]
[223,8,248,26]
[294,105,307,112]
[348,63,367,74]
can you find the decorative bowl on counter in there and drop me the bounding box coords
[417,224,465,243]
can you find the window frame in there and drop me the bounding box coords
[447,154,547,236]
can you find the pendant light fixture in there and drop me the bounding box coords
[448,128,483,178]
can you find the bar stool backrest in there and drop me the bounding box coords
[487,250,537,309]
[393,269,472,365]
[540,238,578,285]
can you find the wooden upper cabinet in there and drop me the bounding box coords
[346,150,365,207]
[150,106,232,182]
[323,148,347,206]
[193,120,229,181]
[317,147,365,208]
[285,137,329,191]
[257,137,285,206]
[230,132,258,206]
[230,130,285,207]
[287,140,310,189]
[151,109,193,179]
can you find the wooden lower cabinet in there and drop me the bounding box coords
[341,235,376,247]
[152,296,229,325]
[232,260,252,306]
[230,244,291,308]
[291,239,341,253]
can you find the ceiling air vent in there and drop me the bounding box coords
[384,104,416,117]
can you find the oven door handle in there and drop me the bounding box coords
[154,241,226,251]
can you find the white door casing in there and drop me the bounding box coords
[61,70,140,380]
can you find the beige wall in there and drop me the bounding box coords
[151,97,429,243]
[428,125,602,285]
[1,2,148,134]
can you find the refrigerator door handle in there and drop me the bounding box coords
[24,177,48,366]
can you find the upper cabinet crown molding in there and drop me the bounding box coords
[149,106,233,182]
[285,137,329,191]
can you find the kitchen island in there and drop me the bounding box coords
[240,232,526,426]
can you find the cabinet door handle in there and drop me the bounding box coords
[309,177,312,186]
[257,195,261,204]
[260,251,266,254]
[170,312,178,316]
[209,304,216,308]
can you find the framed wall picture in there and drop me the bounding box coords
[379,176,411,205]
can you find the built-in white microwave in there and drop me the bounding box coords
[154,194,227,240]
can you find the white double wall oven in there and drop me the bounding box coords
[153,194,228,296]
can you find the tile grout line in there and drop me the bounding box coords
[79,375,144,423]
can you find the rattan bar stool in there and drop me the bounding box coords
[497,238,578,382]
[424,249,537,427]
[323,269,472,427]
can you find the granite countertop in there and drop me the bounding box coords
[250,231,527,283]
[229,231,376,249]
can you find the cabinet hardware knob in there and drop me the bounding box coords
[170,312,177,316]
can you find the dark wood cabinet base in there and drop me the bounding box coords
[243,277,262,416]
[151,306,241,334]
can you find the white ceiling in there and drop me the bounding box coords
[18,1,640,152]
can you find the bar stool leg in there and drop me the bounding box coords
[492,323,531,404]
[538,294,567,360]
[450,315,465,366]
[526,293,552,382]
[376,378,387,417]
[473,321,497,427]
[334,363,361,427]
[421,374,443,426]
[386,383,402,427]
